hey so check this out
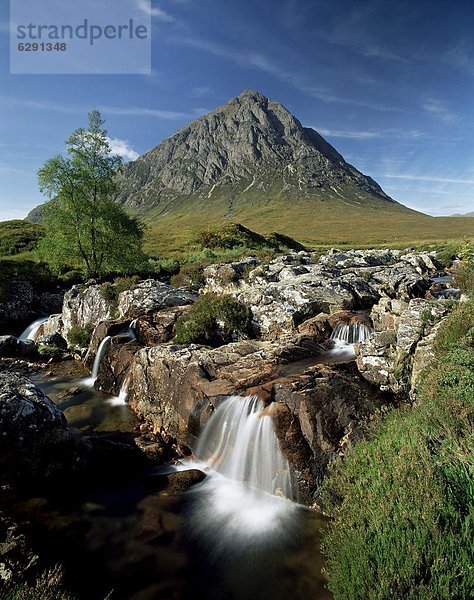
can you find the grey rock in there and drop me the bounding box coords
[357,298,450,395]
[62,284,111,342]
[0,372,74,484]
[36,332,68,350]
[117,280,198,319]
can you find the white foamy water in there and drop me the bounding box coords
[19,316,49,341]
[107,374,130,406]
[196,395,295,500]
[82,335,111,388]
[331,322,372,344]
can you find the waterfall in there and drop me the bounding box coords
[196,395,294,499]
[331,322,372,344]
[83,336,111,387]
[129,319,138,340]
[19,316,49,341]
[107,373,130,406]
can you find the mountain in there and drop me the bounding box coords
[26,90,474,249]
[116,89,397,218]
[450,211,474,217]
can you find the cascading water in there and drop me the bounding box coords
[19,316,49,341]
[82,335,111,387]
[177,396,329,599]
[331,322,372,344]
[107,373,131,406]
[196,395,294,499]
[128,319,138,340]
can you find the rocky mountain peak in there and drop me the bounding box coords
[113,90,395,214]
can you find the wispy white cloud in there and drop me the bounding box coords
[191,107,209,116]
[443,41,474,76]
[172,37,402,112]
[315,127,424,140]
[422,98,459,123]
[383,174,474,184]
[190,86,212,98]
[0,96,189,120]
[136,0,176,22]
[100,104,187,119]
[107,137,139,161]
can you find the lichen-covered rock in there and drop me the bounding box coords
[357,299,450,395]
[201,249,435,340]
[62,284,111,342]
[117,280,197,319]
[41,313,63,338]
[0,372,74,484]
[0,512,39,588]
[0,282,63,333]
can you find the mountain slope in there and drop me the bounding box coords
[116,89,398,219]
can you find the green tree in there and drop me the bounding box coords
[38,110,144,278]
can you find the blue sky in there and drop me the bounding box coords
[1,0,474,220]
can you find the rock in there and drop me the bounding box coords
[410,320,446,395]
[75,435,147,480]
[0,336,19,357]
[135,306,191,346]
[203,258,258,293]
[36,332,67,350]
[0,372,74,485]
[41,314,63,337]
[357,298,450,395]
[271,363,387,500]
[0,511,39,587]
[128,340,279,440]
[117,280,198,319]
[0,281,63,332]
[135,434,168,462]
[63,404,94,426]
[147,470,206,496]
[199,249,434,340]
[93,337,140,396]
[62,284,111,342]
[18,339,37,358]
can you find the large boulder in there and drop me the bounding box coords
[357,298,450,395]
[0,372,74,484]
[0,281,63,334]
[117,280,197,319]
[61,284,111,342]
[270,363,387,501]
[0,336,37,359]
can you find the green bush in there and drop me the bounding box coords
[100,275,139,316]
[320,292,474,600]
[174,294,254,346]
[196,222,268,250]
[68,324,94,348]
[144,257,180,278]
[37,344,64,361]
[170,263,204,289]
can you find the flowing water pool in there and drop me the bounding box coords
[5,363,331,600]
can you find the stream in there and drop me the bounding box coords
[4,355,335,599]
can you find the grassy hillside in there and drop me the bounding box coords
[140,190,474,256]
[0,220,44,258]
[320,252,474,599]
